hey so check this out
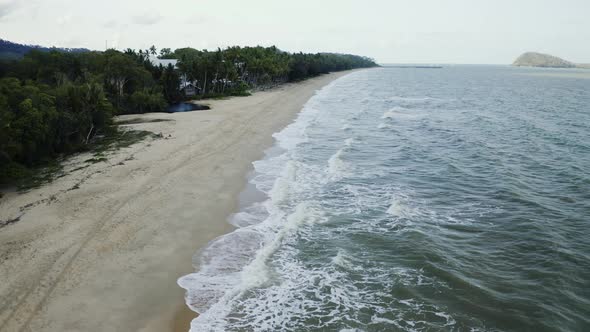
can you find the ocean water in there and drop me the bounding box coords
[178,66,590,331]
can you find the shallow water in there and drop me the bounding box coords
[167,102,210,113]
[179,66,590,331]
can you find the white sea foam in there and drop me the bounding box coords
[185,203,327,331]
[328,148,349,178]
[178,76,346,331]
[386,195,417,219]
[229,202,267,227]
[177,228,265,314]
[435,312,457,326]
[332,249,361,271]
[381,106,410,119]
[268,160,297,204]
[239,202,322,289]
[387,96,438,102]
[273,108,316,150]
[380,106,428,121]
[272,81,340,150]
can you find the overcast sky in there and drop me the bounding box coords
[1,0,589,64]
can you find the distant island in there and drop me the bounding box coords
[513,52,588,69]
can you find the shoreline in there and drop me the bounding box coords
[0,70,357,332]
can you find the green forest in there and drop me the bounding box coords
[0,45,377,185]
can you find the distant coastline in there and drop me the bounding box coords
[382,64,443,69]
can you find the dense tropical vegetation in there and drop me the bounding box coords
[0,42,377,184]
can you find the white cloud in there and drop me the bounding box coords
[132,12,162,25]
[56,13,72,26]
[103,18,118,28]
[0,0,589,63]
[184,14,209,25]
[0,0,18,19]
[105,31,121,50]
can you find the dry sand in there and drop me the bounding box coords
[0,70,355,332]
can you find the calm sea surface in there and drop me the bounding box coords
[179,66,590,331]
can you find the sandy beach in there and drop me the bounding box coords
[0,70,354,332]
